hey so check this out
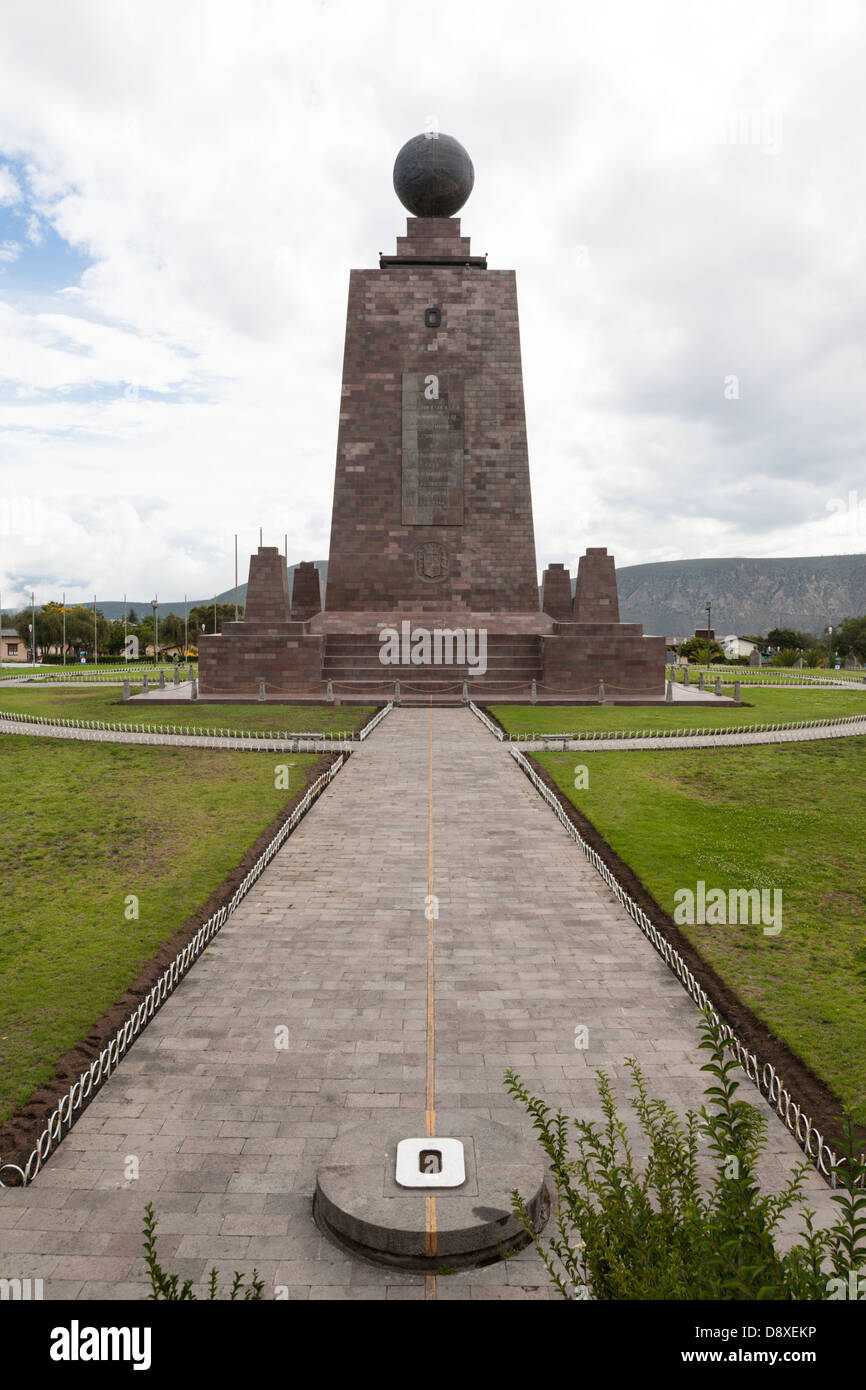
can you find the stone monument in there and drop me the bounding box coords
[199,134,664,701]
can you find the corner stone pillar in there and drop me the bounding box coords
[291,562,323,622]
[198,546,324,697]
[244,547,291,623]
[540,563,573,621]
[573,548,620,623]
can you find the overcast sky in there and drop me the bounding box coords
[1,0,864,609]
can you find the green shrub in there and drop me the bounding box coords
[506,1012,866,1300]
[142,1203,264,1300]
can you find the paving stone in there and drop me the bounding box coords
[0,708,839,1303]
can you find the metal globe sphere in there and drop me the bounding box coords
[393,133,475,217]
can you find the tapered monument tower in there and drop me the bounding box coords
[325,134,538,615]
[198,132,664,700]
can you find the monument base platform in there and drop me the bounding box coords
[196,548,665,701]
[199,611,664,701]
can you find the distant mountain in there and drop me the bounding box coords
[91,553,865,639]
[614,554,866,637]
[93,562,330,621]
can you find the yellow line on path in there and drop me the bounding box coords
[425,696,437,1300]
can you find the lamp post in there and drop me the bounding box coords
[828,624,834,670]
[31,590,36,665]
[62,591,66,666]
[151,597,158,667]
[705,602,712,670]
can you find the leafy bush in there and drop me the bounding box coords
[506,1012,866,1300]
[142,1203,264,1300]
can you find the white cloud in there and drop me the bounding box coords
[0,0,865,609]
[0,164,21,203]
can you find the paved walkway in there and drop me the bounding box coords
[0,709,837,1300]
[4,708,866,754]
[517,717,866,751]
[0,716,352,753]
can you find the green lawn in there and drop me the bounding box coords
[0,737,325,1126]
[490,685,866,737]
[0,686,374,735]
[536,739,866,1123]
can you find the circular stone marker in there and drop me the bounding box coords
[393,133,475,217]
[314,1110,550,1271]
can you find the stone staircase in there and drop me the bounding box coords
[322,633,542,699]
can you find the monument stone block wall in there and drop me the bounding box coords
[324,217,539,614]
[542,626,666,695]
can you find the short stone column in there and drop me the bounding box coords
[394,680,401,706]
[257,678,266,702]
[122,679,130,702]
[698,672,705,691]
[191,678,198,701]
[462,680,469,704]
[142,675,149,692]
[734,680,741,701]
[326,680,334,703]
[683,667,690,687]
[598,679,605,703]
[665,680,673,703]
[715,676,723,696]
[173,665,180,686]
[530,679,537,705]
[159,670,166,690]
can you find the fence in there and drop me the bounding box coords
[507,745,846,1186]
[0,753,348,1187]
[0,701,392,747]
[507,712,866,746]
[0,665,196,684]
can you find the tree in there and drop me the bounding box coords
[105,620,127,655]
[834,615,866,662]
[678,637,725,664]
[14,603,113,659]
[189,603,242,642]
[767,627,802,651]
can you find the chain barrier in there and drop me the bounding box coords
[507,745,848,1186]
[0,754,348,1188]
